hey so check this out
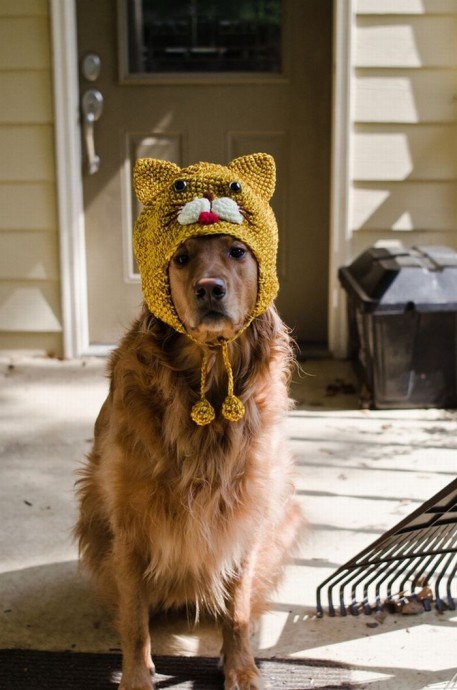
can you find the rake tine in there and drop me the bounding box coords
[375,557,413,609]
[391,525,456,609]
[339,562,380,616]
[385,554,420,603]
[316,566,348,617]
[317,557,378,617]
[398,555,424,601]
[372,531,430,606]
[410,552,440,611]
[316,544,384,618]
[385,532,431,601]
[395,526,450,607]
[358,541,411,612]
[334,566,364,616]
[446,555,457,610]
[340,535,410,615]
[359,533,414,611]
[319,530,425,616]
[410,524,456,610]
[316,539,384,617]
[434,552,456,611]
[347,562,383,615]
[432,525,457,610]
[321,531,416,616]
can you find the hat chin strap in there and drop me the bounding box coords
[191,339,245,426]
[184,317,254,426]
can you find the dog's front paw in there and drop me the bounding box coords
[119,664,155,690]
[224,664,263,690]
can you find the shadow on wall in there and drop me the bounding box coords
[352,10,457,254]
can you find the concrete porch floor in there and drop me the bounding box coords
[0,355,456,689]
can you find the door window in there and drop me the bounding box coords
[123,0,282,76]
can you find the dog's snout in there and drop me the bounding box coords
[195,277,227,302]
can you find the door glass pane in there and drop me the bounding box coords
[126,0,281,74]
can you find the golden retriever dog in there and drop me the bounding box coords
[75,154,303,690]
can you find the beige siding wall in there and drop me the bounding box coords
[0,0,62,355]
[351,0,457,258]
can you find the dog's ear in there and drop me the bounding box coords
[228,153,276,201]
[133,158,180,205]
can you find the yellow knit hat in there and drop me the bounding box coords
[133,153,279,424]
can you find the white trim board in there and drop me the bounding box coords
[50,0,90,358]
[50,0,352,358]
[328,0,354,358]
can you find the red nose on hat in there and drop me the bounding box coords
[198,211,219,225]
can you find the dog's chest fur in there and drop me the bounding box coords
[101,352,281,608]
[79,309,294,613]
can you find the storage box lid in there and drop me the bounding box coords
[339,245,457,313]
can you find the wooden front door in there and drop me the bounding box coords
[76,0,332,347]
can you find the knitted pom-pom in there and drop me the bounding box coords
[191,399,216,426]
[222,395,245,422]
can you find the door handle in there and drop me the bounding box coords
[81,89,104,175]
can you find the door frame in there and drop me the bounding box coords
[50,0,89,357]
[51,0,353,358]
[328,0,354,358]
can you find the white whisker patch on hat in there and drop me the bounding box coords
[178,196,243,226]
[211,197,243,224]
[177,197,211,225]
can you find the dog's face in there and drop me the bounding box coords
[169,234,258,343]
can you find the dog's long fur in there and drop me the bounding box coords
[75,240,302,690]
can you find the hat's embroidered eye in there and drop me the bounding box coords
[173,179,187,192]
[229,181,242,193]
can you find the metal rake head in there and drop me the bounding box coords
[316,478,457,617]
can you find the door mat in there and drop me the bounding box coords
[0,649,355,690]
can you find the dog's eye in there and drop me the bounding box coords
[228,181,242,193]
[173,179,187,192]
[229,246,246,259]
[173,252,190,267]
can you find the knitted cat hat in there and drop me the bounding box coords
[133,153,279,425]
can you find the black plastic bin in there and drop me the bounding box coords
[339,245,457,409]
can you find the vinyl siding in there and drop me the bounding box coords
[0,0,62,355]
[351,3,457,253]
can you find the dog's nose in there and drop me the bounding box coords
[195,277,227,302]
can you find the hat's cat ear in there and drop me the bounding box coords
[133,158,181,205]
[228,153,276,201]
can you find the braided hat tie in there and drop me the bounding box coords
[190,340,245,426]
